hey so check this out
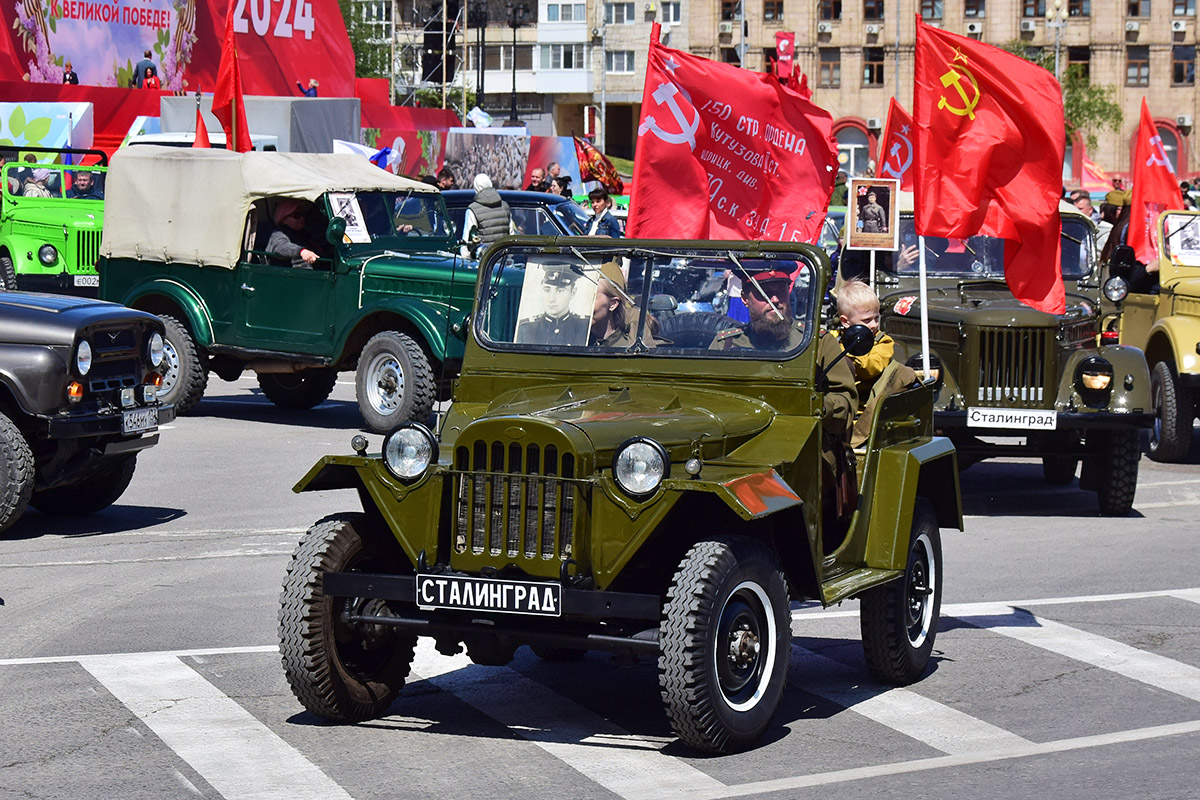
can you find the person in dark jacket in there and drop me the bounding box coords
[461,173,514,258]
[586,187,623,238]
[267,198,321,268]
[62,62,79,84]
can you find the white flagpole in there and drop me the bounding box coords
[918,235,931,379]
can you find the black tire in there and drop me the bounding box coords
[655,311,734,349]
[658,536,790,754]
[29,456,137,516]
[1148,360,1193,463]
[0,255,16,290]
[860,498,942,685]
[530,645,586,661]
[158,314,208,414]
[279,513,417,722]
[1042,455,1078,484]
[355,331,435,434]
[1096,429,1140,517]
[0,412,34,536]
[257,369,339,410]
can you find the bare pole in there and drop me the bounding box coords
[390,0,397,104]
[462,5,468,116]
[442,0,448,108]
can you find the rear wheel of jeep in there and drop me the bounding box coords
[1096,429,1140,517]
[158,315,208,414]
[355,331,435,434]
[257,369,339,410]
[860,498,942,685]
[0,255,17,290]
[30,455,137,516]
[279,513,416,722]
[659,536,790,754]
[1149,361,1193,463]
[0,412,34,536]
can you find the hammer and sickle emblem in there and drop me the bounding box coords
[937,64,981,120]
[637,82,701,151]
[1146,134,1175,171]
[881,131,913,182]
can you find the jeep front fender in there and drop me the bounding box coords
[1145,315,1200,377]
[338,297,466,364]
[0,344,68,415]
[1053,344,1152,411]
[121,277,216,348]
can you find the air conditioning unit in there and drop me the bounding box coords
[644,2,655,10]
[865,23,881,34]
[718,21,734,33]
[866,117,882,129]
[1172,19,1187,31]
[1125,20,1141,31]
[1019,19,1036,32]
[966,21,983,34]
[1178,114,1194,127]
[817,21,833,33]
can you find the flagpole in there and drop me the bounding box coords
[917,236,931,378]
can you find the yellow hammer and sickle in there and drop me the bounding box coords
[937,64,981,120]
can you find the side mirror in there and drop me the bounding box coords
[1109,244,1137,279]
[840,323,875,357]
[325,216,347,247]
[647,294,678,312]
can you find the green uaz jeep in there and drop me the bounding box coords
[278,237,963,754]
[98,146,476,432]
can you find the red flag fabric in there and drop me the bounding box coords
[1080,157,1113,193]
[913,16,1066,314]
[574,136,625,195]
[774,32,795,79]
[212,6,252,153]
[627,24,837,242]
[1128,98,1186,265]
[193,102,211,149]
[785,70,812,101]
[876,97,915,191]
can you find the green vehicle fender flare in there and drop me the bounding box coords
[336,296,465,364]
[1143,314,1200,377]
[1060,344,1152,408]
[120,277,216,348]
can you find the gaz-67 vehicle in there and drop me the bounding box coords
[98,146,475,432]
[851,198,1153,516]
[1,146,107,295]
[1105,210,1200,461]
[278,238,963,753]
[0,291,172,535]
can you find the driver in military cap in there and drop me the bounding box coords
[516,263,591,345]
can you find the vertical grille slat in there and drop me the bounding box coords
[974,327,1050,408]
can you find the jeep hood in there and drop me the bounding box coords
[884,283,1095,327]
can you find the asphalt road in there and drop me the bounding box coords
[1,375,1198,800]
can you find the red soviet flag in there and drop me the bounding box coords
[626,24,837,242]
[775,32,795,79]
[1128,98,1186,265]
[212,5,253,153]
[876,97,914,191]
[193,99,211,149]
[574,136,624,195]
[913,16,1066,314]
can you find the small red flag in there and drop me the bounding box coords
[875,97,915,191]
[212,6,253,153]
[626,24,837,242]
[193,102,211,149]
[774,32,795,79]
[1127,98,1186,265]
[913,16,1066,314]
[574,136,624,195]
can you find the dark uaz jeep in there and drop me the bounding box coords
[278,237,962,754]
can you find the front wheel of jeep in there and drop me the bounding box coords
[30,455,137,516]
[0,255,17,290]
[1096,429,1140,517]
[279,513,416,722]
[1148,361,1193,463]
[0,411,34,536]
[659,536,790,754]
[257,369,339,410]
[355,331,435,434]
[860,498,942,685]
[158,315,208,414]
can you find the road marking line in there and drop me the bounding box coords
[1130,499,1200,509]
[1132,478,1200,487]
[0,547,298,569]
[1173,588,1200,606]
[79,653,351,800]
[410,640,725,798]
[791,647,1031,755]
[1,645,278,667]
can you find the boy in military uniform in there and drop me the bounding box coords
[516,264,590,345]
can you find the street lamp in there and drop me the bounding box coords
[1045,0,1067,82]
[506,2,528,123]
[470,0,488,110]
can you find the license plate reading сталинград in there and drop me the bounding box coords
[416,574,562,617]
[122,407,159,435]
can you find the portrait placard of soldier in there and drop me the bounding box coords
[846,178,900,251]
[514,260,595,345]
[1166,213,1200,267]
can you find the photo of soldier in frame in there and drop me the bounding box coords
[846,178,900,251]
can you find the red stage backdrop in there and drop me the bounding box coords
[0,0,353,97]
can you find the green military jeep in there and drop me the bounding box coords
[278,237,962,753]
[853,199,1153,516]
[1105,209,1200,461]
[1,146,107,295]
[98,146,475,432]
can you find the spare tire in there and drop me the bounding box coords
[655,311,734,349]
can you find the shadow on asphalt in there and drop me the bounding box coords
[957,461,1146,519]
[184,390,368,432]
[8,505,187,540]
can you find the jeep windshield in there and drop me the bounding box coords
[332,190,453,248]
[475,243,820,358]
[2,164,105,201]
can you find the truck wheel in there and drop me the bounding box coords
[0,255,16,290]
[1042,456,1078,484]
[158,315,208,414]
[355,331,434,434]
[860,498,942,685]
[0,412,34,536]
[279,513,416,722]
[1148,361,1193,462]
[659,536,790,754]
[29,456,137,516]
[257,369,339,410]
[1096,429,1140,517]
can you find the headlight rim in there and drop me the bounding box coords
[1075,355,1115,400]
[75,338,92,376]
[382,422,438,481]
[148,331,165,368]
[37,243,58,266]
[611,436,670,499]
[1103,276,1129,303]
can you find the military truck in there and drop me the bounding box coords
[278,237,962,754]
[98,146,477,433]
[849,198,1153,516]
[1104,210,1200,461]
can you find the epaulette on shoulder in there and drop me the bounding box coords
[713,327,744,342]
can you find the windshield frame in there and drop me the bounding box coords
[331,188,456,252]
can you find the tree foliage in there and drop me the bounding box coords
[338,0,390,79]
[414,87,477,120]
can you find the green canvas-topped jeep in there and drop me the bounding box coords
[847,197,1153,516]
[278,237,962,754]
[98,146,476,432]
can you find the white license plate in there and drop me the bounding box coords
[73,274,100,287]
[966,407,1057,430]
[122,407,159,435]
[416,574,562,617]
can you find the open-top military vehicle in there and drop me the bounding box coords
[849,197,1153,516]
[98,146,476,432]
[278,237,962,754]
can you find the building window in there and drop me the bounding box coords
[819,47,841,86]
[964,0,985,16]
[606,50,635,72]
[863,46,885,85]
[836,126,870,176]
[1023,0,1045,15]
[820,0,842,18]
[864,0,884,18]
[605,2,636,23]
[663,1,682,22]
[1127,45,1150,84]
[546,3,586,20]
[1128,0,1149,15]
[485,44,534,71]
[921,0,944,17]
[541,44,586,69]
[722,0,738,20]
[1156,126,1181,173]
[1174,44,1196,83]
[1068,0,1089,14]
[1067,45,1090,79]
[1174,0,1195,15]
[721,46,742,63]
[764,0,784,20]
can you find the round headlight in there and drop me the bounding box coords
[38,244,58,265]
[75,339,92,376]
[612,437,669,498]
[382,424,437,480]
[1103,276,1128,303]
[148,332,164,367]
[1075,356,1114,397]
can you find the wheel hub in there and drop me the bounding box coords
[367,355,405,414]
[727,626,760,671]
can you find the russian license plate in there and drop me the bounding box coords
[73,274,100,288]
[122,407,159,435]
[416,574,562,617]
[966,407,1057,430]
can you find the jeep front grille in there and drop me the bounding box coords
[76,229,102,270]
[452,441,580,562]
[976,328,1049,405]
